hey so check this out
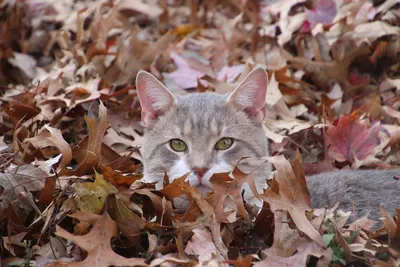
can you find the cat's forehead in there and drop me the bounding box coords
[174,93,231,134]
[177,92,228,110]
[151,92,243,138]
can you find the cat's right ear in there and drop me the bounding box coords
[136,71,176,127]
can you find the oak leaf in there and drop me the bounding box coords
[106,194,146,241]
[262,153,324,247]
[0,164,48,220]
[159,173,202,222]
[99,164,141,187]
[255,236,329,266]
[132,188,173,226]
[207,162,260,222]
[46,212,146,267]
[184,186,229,259]
[184,228,221,262]
[64,78,105,109]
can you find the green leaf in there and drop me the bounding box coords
[323,233,335,246]
[332,254,346,265]
[346,229,360,244]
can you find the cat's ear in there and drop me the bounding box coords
[227,67,268,123]
[136,70,176,127]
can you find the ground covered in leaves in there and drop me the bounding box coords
[1,0,400,266]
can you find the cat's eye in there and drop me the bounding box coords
[170,139,188,152]
[215,137,233,150]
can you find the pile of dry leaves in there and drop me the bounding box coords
[1,0,400,266]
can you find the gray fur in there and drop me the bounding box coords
[306,169,400,222]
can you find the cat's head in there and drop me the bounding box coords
[136,68,269,196]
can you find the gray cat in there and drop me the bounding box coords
[135,67,400,223]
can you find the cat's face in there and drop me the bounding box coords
[136,68,270,198]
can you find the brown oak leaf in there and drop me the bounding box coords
[262,153,324,247]
[46,212,146,267]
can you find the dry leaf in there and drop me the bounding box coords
[48,212,146,267]
[74,101,109,176]
[184,228,221,262]
[262,155,324,246]
[326,111,380,163]
[74,171,118,214]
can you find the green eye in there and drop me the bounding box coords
[215,137,233,150]
[170,139,188,152]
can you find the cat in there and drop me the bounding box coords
[135,67,400,223]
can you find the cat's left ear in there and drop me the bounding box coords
[136,70,177,127]
[227,67,268,123]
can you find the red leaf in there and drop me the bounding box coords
[326,111,380,163]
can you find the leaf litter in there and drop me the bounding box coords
[0,0,400,266]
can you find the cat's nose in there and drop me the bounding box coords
[193,167,209,181]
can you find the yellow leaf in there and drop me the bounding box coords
[172,24,202,36]
[75,171,118,214]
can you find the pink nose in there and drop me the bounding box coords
[193,168,209,181]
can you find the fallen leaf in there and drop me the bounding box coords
[305,0,337,29]
[64,78,103,108]
[164,52,206,89]
[132,188,173,226]
[36,177,56,205]
[262,155,324,247]
[354,21,400,43]
[8,52,37,80]
[184,228,221,262]
[326,111,380,163]
[74,171,118,214]
[99,164,141,187]
[266,72,282,107]
[255,237,329,266]
[32,236,67,260]
[44,125,73,169]
[224,255,255,267]
[74,101,109,176]
[48,212,146,267]
[118,0,163,18]
[106,194,146,241]
[0,165,48,222]
[289,41,371,97]
[207,160,261,222]
[185,186,229,259]
[380,207,400,245]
